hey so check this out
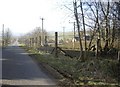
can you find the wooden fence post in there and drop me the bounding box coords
[29,38,31,47]
[31,38,32,47]
[118,51,120,62]
[32,38,34,47]
[45,36,48,53]
[55,32,58,57]
[45,36,47,45]
[36,37,37,48]
[96,38,100,58]
[39,36,41,47]
[34,37,36,48]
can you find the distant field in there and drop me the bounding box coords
[48,31,107,50]
[49,40,107,50]
[48,31,74,40]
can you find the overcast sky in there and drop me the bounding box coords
[0,0,74,36]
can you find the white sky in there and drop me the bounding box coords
[0,0,74,36]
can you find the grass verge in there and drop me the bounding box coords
[20,45,119,86]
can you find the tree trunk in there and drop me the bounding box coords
[80,1,87,51]
[110,18,115,48]
[101,1,110,51]
[73,0,83,60]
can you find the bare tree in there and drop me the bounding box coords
[19,26,47,49]
[73,0,83,60]
[100,1,110,51]
[79,0,87,59]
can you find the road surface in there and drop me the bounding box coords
[1,45,56,85]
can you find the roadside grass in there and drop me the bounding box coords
[18,44,26,47]
[21,45,119,86]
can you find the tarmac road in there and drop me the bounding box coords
[1,45,56,85]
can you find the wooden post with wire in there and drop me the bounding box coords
[40,17,44,46]
[55,32,58,58]
[39,36,41,47]
[45,36,48,53]
[29,38,31,48]
[118,51,120,62]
